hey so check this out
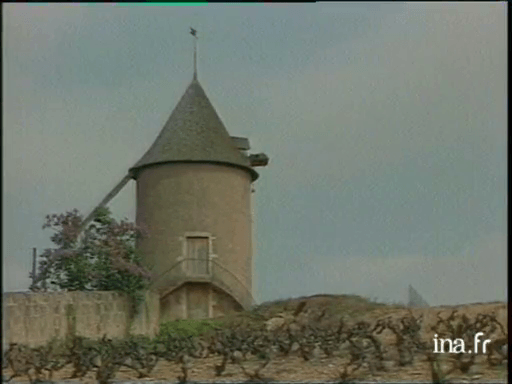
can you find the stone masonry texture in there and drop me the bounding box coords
[2,291,159,349]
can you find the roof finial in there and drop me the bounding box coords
[190,27,198,81]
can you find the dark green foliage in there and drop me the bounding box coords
[157,318,224,339]
[67,336,100,379]
[119,335,159,378]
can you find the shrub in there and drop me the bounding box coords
[157,318,224,339]
[30,207,152,313]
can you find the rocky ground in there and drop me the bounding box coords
[4,295,508,383]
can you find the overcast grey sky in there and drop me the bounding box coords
[3,3,507,306]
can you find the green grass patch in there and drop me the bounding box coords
[157,318,224,338]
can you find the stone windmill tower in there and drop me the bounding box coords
[82,30,268,320]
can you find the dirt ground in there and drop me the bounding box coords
[12,354,504,383]
[4,298,508,383]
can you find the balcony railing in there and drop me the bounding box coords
[149,258,255,310]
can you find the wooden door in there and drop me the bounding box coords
[186,237,209,275]
[186,284,210,319]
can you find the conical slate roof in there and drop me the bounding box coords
[130,78,258,181]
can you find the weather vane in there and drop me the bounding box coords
[190,27,198,80]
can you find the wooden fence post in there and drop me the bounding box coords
[30,247,37,289]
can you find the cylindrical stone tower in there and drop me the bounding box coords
[129,77,266,320]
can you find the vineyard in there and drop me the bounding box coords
[2,295,508,383]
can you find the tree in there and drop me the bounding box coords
[30,207,152,312]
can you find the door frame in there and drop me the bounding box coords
[179,232,216,318]
[184,283,213,319]
[179,232,216,275]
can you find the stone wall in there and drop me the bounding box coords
[212,285,243,318]
[2,290,160,349]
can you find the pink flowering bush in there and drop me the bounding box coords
[30,207,152,312]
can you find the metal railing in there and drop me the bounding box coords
[149,258,255,310]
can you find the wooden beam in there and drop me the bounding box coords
[231,136,250,151]
[249,153,269,167]
[30,248,37,288]
[79,174,132,232]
